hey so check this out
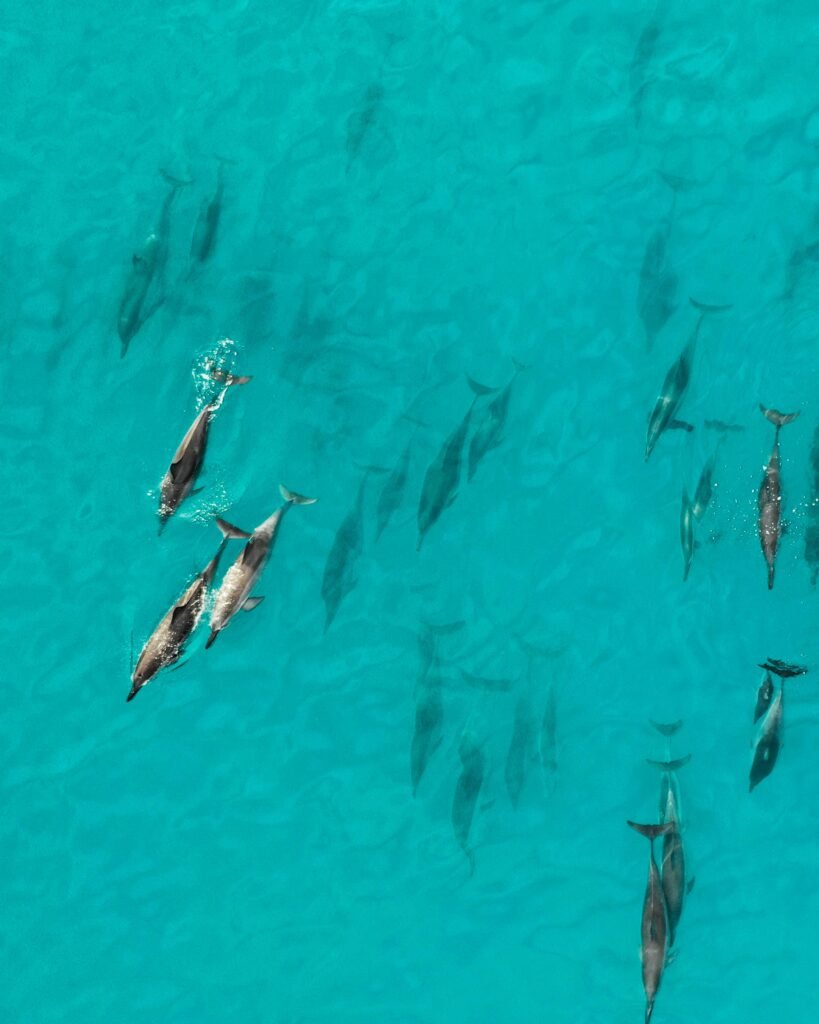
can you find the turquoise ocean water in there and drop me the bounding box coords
[4,1,819,1021]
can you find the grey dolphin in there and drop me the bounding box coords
[118,171,188,356]
[629,3,665,126]
[680,487,696,581]
[467,360,526,481]
[638,179,679,350]
[645,299,731,460]
[417,377,496,550]
[627,820,673,1024]
[692,448,719,520]
[451,731,485,875]
[159,367,251,530]
[190,158,231,265]
[758,405,799,589]
[206,485,317,648]
[750,682,785,791]
[321,472,368,631]
[647,752,692,946]
[128,520,246,701]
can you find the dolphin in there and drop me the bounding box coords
[206,485,317,648]
[451,731,485,875]
[680,488,696,581]
[417,377,496,549]
[190,158,231,265]
[758,405,799,589]
[645,299,731,460]
[758,658,808,679]
[346,82,384,169]
[410,621,463,795]
[627,820,673,1024]
[505,693,533,808]
[750,681,786,791]
[321,472,368,631]
[375,441,412,541]
[128,521,245,701]
[647,750,692,946]
[692,449,719,520]
[158,367,251,530]
[118,171,188,356]
[539,682,558,773]
[753,670,774,724]
[467,361,526,481]
[638,180,678,350]
[704,419,745,434]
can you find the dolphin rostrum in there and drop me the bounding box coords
[206,485,317,648]
[628,820,673,1024]
[118,170,189,356]
[758,405,799,589]
[159,367,251,529]
[417,377,496,550]
[128,520,246,701]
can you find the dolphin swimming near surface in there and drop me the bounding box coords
[417,377,496,549]
[128,521,246,701]
[692,448,719,520]
[750,682,785,791]
[158,366,251,530]
[206,485,317,648]
[647,749,692,947]
[680,488,696,581]
[645,298,731,460]
[118,170,189,356]
[758,405,799,589]
[451,731,485,876]
[627,820,673,1024]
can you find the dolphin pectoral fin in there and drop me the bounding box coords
[190,487,205,497]
[242,596,264,611]
[216,517,252,540]
[669,418,695,432]
[687,877,696,894]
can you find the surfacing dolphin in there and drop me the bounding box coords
[758,405,799,589]
[206,485,317,648]
[417,376,497,549]
[645,298,731,461]
[627,820,673,1024]
[647,748,693,945]
[128,520,246,701]
[159,365,251,530]
[118,170,189,356]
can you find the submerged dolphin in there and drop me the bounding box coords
[758,405,799,589]
[627,820,673,1024]
[190,158,231,265]
[206,485,317,648]
[505,692,534,808]
[692,449,719,520]
[375,441,412,541]
[410,621,463,795]
[321,472,368,630]
[417,377,496,549]
[638,180,679,349]
[645,299,731,460]
[451,731,485,875]
[159,367,251,529]
[118,171,188,355]
[467,361,525,481]
[128,521,245,701]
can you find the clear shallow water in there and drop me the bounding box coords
[3,2,819,1021]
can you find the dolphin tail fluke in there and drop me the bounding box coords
[279,484,318,505]
[210,367,252,387]
[465,375,498,397]
[759,404,799,429]
[688,296,733,313]
[650,719,683,736]
[205,630,219,650]
[627,821,672,840]
[159,168,193,189]
[646,754,692,771]
[217,517,252,540]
